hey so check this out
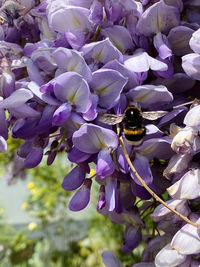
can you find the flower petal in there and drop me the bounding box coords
[102,251,123,267]
[155,243,186,267]
[53,72,92,113]
[96,149,115,178]
[0,89,33,109]
[68,179,92,211]
[24,148,43,169]
[72,123,118,154]
[62,166,85,191]
[91,69,127,109]
[52,103,72,126]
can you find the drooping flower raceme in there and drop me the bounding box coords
[1,0,200,266]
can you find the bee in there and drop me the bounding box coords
[98,106,168,145]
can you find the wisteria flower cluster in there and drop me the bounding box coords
[1,0,200,266]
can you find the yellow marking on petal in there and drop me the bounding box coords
[95,86,107,95]
[140,144,156,155]
[72,16,83,29]
[68,65,76,72]
[68,92,77,104]
[134,92,150,102]
[97,139,107,149]
[94,51,103,62]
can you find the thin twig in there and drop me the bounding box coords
[119,135,200,229]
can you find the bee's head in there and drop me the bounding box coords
[124,106,141,120]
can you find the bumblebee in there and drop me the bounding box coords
[98,106,167,145]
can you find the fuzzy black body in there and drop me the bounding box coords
[123,106,146,145]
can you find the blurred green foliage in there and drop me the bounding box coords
[0,138,147,266]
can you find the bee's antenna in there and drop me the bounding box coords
[119,135,200,230]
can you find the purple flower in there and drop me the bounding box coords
[68,178,92,211]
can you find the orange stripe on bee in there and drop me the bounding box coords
[124,106,141,113]
[124,128,145,135]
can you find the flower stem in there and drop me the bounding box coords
[119,135,200,229]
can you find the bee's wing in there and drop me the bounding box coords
[98,113,124,125]
[142,111,168,120]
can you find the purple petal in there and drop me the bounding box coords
[72,123,118,154]
[103,59,139,90]
[28,81,60,105]
[65,29,85,50]
[18,141,33,158]
[52,47,92,81]
[96,149,115,178]
[0,69,15,98]
[0,89,33,109]
[48,4,91,33]
[37,105,56,134]
[90,69,127,109]
[124,50,168,73]
[53,72,92,113]
[0,108,8,139]
[154,73,195,94]
[47,151,57,166]
[122,226,142,253]
[101,25,134,53]
[136,1,180,36]
[52,103,72,126]
[131,181,152,200]
[98,185,106,210]
[89,0,103,24]
[102,251,123,267]
[9,104,41,119]
[135,137,173,160]
[82,94,98,121]
[126,84,173,109]
[131,153,153,186]
[157,106,187,128]
[168,26,194,56]
[151,199,190,222]
[12,118,38,140]
[68,147,90,163]
[68,178,92,211]
[24,58,44,86]
[62,166,85,191]
[24,147,43,169]
[31,48,57,73]
[105,178,117,211]
[153,32,172,59]
[81,38,123,64]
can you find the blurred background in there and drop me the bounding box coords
[0,137,143,267]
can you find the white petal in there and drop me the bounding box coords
[155,243,186,267]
